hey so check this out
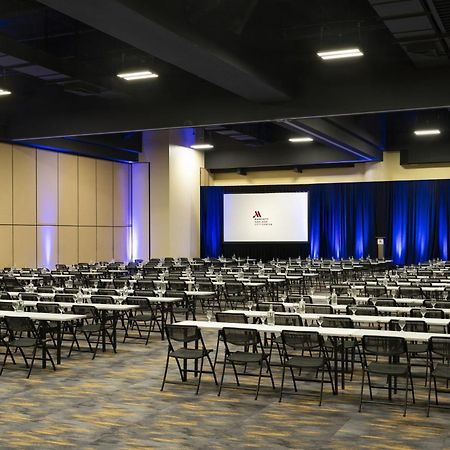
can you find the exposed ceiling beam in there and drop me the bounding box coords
[6,63,450,140]
[36,0,291,102]
[278,118,383,161]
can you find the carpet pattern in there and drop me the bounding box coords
[0,323,449,449]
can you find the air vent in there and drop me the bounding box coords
[61,80,104,96]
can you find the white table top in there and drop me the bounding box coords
[0,311,85,321]
[176,320,448,342]
[225,310,450,327]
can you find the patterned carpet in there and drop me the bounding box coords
[0,321,449,449]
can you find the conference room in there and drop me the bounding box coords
[1,0,450,448]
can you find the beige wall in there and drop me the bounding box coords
[0,142,131,268]
[141,129,204,258]
[208,151,450,186]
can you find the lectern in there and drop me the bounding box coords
[376,236,385,260]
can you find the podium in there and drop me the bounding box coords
[376,236,386,260]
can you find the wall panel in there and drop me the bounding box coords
[37,226,58,268]
[78,157,96,226]
[114,227,129,262]
[114,163,130,226]
[0,143,13,224]
[0,226,13,267]
[13,226,36,268]
[79,226,97,262]
[13,146,36,225]
[97,160,113,226]
[37,151,58,224]
[97,227,113,262]
[59,227,78,264]
[58,153,78,225]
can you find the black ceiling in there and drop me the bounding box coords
[0,0,449,165]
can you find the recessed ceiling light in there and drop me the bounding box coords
[117,70,159,81]
[414,129,441,136]
[289,137,314,143]
[317,48,364,60]
[190,144,214,150]
[0,89,12,96]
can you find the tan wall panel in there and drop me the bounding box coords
[114,227,129,262]
[37,151,58,225]
[58,227,78,265]
[0,143,13,224]
[78,157,96,226]
[13,226,36,268]
[113,163,130,226]
[13,146,36,225]
[97,227,113,262]
[79,226,97,263]
[0,225,13,267]
[96,160,113,226]
[58,154,78,225]
[37,226,58,268]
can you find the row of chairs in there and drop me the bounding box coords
[161,321,450,416]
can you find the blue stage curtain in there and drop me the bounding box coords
[200,186,224,257]
[200,179,450,264]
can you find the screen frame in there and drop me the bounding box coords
[222,191,310,244]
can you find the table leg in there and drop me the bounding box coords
[56,322,62,365]
[102,310,107,352]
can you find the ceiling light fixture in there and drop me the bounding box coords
[317,48,364,60]
[117,70,159,81]
[0,89,12,96]
[289,137,314,143]
[414,129,441,136]
[190,143,214,150]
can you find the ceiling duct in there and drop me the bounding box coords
[368,0,450,67]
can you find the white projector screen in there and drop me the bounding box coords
[223,192,308,242]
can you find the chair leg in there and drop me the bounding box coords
[218,358,227,397]
[160,352,170,391]
[0,344,11,376]
[27,345,38,379]
[195,357,205,395]
[255,360,263,400]
[359,369,365,412]
[206,353,218,385]
[403,375,409,417]
[319,366,325,406]
[279,363,286,402]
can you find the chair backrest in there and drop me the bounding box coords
[54,293,75,303]
[362,335,407,357]
[72,304,97,319]
[222,327,260,348]
[365,285,387,296]
[321,317,354,329]
[36,302,60,314]
[90,295,114,304]
[125,296,151,309]
[399,286,423,298]
[347,305,378,316]
[305,304,334,314]
[21,293,39,301]
[97,289,117,296]
[37,287,54,293]
[410,308,445,318]
[257,303,285,312]
[0,302,14,311]
[133,289,155,297]
[0,292,11,299]
[225,282,245,295]
[369,297,397,307]
[166,324,200,344]
[281,330,322,353]
[430,337,450,360]
[4,316,35,334]
[389,319,427,333]
[215,312,248,324]
[274,313,302,326]
[287,294,312,303]
[337,296,356,305]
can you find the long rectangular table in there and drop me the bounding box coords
[175,319,449,394]
[0,310,85,365]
